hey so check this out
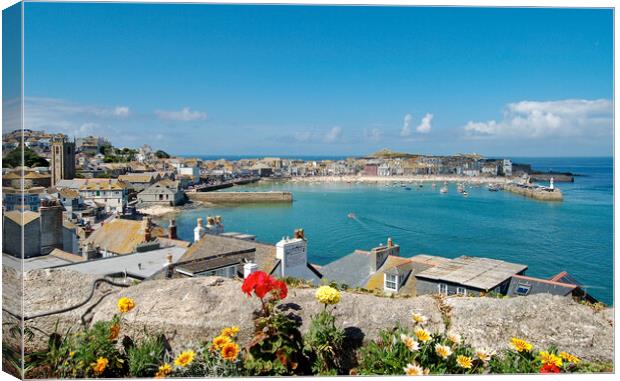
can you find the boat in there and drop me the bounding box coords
[440,186,448,194]
[404,187,412,191]
[463,191,469,197]
[347,213,356,219]
[431,183,436,188]
[487,184,501,192]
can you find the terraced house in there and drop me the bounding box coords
[78,179,128,214]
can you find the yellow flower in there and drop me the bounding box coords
[400,334,420,352]
[435,344,453,359]
[174,350,195,367]
[91,357,108,375]
[456,355,473,369]
[510,337,533,352]
[109,323,120,340]
[155,363,172,378]
[411,312,427,325]
[315,286,341,305]
[414,327,431,342]
[475,349,491,362]
[539,351,563,367]
[117,297,135,313]
[221,326,240,337]
[69,351,75,358]
[403,363,426,376]
[210,335,232,351]
[221,342,240,361]
[559,351,580,364]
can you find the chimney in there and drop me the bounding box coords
[143,216,153,241]
[168,219,177,239]
[194,217,206,242]
[276,231,308,279]
[164,254,174,279]
[244,262,259,278]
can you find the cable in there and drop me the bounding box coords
[1,278,130,321]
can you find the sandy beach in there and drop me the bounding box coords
[287,175,513,185]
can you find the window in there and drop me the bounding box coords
[456,287,467,296]
[96,191,100,197]
[515,284,531,296]
[385,274,399,291]
[438,283,448,295]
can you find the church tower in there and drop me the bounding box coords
[51,135,76,186]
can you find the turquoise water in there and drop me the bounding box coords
[170,158,613,304]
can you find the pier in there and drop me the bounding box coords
[187,191,293,204]
[504,184,563,202]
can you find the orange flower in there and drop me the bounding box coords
[210,335,232,351]
[155,363,172,378]
[220,342,240,361]
[109,324,120,340]
[91,357,108,375]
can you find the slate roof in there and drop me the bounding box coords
[319,250,374,288]
[180,233,278,274]
[415,256,528,291]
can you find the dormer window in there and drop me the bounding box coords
[384,273,399,292]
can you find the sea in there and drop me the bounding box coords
[168,157,614,305]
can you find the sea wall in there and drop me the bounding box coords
[187,191,293,203]
[8,268,613,363]
[504,184,563,201]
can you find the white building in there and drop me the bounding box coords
[79,180,128,214]
[502,159,513,177]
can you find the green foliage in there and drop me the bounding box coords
[304,309,345,374]
[487,348,539,374]
[244,302,309,375]
[127,335,166,377]
[3,145,49,168]
[57,318,127,378]
[155,150,170,159]
[358,325,485,375]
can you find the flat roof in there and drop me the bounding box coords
[58,246,187,279]
[415,256,528,291]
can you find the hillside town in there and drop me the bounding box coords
[2,129,587,302]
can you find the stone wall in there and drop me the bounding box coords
[188,191,293,203]
[7,268,614,363]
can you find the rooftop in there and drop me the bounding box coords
[415,255,528,291]
[319,250,374,288]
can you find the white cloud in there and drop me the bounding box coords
[21,97,131,138]
[416,113,433,134]
[400,113,413,137]
[324,126,343,143]
[113,106,130,117]
[364,127,383,142]
[155,107,207,122]
[464,99,612,139]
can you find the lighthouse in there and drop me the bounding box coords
[550,177,555,190]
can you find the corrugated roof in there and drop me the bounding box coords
[415,256,527,291]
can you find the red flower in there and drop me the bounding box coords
[540,364,561,373]
[271,279,288,299]
[241,271,287,300]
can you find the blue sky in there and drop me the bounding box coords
[16,3,613,156]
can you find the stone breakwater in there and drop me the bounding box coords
[289,175,512,185]
[187,191,293,203]
[504,184,563,201]
[7,268,613,363]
